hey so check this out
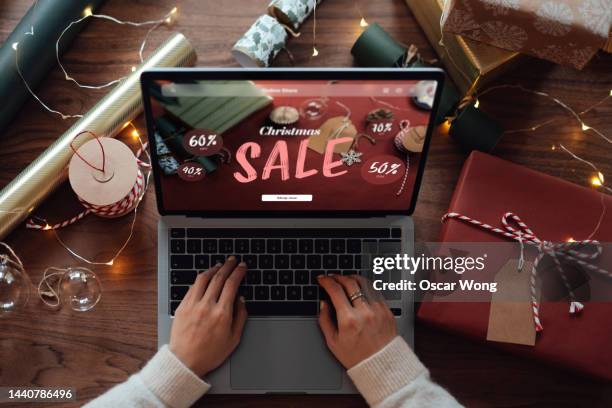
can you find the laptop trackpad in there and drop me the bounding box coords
[230,320,343,390]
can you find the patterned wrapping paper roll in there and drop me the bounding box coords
[0,0,106,133]
[268,0,322,30]
[0,33,197,240]
[232,14,289,67]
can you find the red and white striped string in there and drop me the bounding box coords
[442,211,610,333]
[27,133,150,231]
[394,120,411,196]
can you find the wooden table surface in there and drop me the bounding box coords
[1,0,611,406]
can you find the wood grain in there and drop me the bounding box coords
[1,0,611,406]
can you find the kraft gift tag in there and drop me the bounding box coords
[308,116,357,155]
[487,259,537,347]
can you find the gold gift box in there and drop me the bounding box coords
[405,0,522,96]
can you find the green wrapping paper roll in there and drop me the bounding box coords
[0,0,106,133]
[350,23,407,67]
[351,23,503,153]
[449,105,503,153]
[0,33,197,240]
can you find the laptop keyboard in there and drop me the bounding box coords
[169,228,403,317]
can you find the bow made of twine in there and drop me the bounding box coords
[442,212,611,333]
[38,267,69,308]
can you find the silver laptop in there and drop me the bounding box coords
[141,68,444,394]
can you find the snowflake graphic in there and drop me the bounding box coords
[570,46,597,69]
[483,0,520,16]
[534,1,574,37]
[341,150,363,166]
[482,21,528,50]
[444,9,479,34]
[579,0,612,37]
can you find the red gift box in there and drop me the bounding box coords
[418,151,612,381]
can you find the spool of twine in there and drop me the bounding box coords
[27,132,148,230]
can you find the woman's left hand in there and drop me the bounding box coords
[169,257,248,376]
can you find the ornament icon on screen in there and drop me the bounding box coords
[412,80,436,110]
[299,98,328,121]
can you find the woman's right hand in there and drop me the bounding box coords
[317,274,397,369]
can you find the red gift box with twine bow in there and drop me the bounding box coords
[418,151,612,381]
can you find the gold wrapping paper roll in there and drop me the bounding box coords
[0,32,197,239]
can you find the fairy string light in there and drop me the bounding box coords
[473,85,611,193]
[355,3,369,27]
[555,143,609,239]
[310,1,368,59]
[13,5,178,120]
[58,7,178,90]
[558,144,611,194]
[476,85,611,143]
[311,1,318,56]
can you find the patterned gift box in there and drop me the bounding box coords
[406,0,522,96]
[441,0,612,69]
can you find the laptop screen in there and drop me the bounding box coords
[145,73,440,215]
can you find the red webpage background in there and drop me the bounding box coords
[156,80,431,212]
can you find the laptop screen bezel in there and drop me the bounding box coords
[141,68,445,218]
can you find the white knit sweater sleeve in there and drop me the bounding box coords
[84,345,210,408]
[347,337,463,408]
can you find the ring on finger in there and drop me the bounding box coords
[349,290,366,304]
